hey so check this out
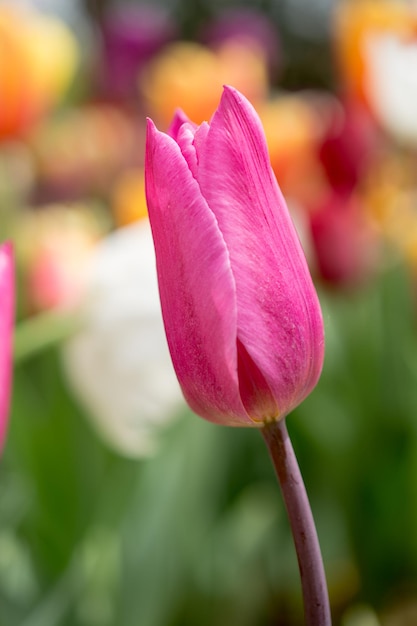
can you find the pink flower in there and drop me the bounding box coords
[145,86,324,426]
[0,242,14,449]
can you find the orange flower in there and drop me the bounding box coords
[111,169,148,227]
[140,40,268,128]
[0,6,79,139]
[258,94,327,208]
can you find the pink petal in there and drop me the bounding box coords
[167,109,196,140]
[0,242,14,450]
[175,123,199,178]
[145,119,252,425]
[197,86,324,420]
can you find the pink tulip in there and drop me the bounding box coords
[0,242,13,449]
[145,86,324,427]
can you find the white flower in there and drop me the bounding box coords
[365,33,417,145]
[62,220,184,458]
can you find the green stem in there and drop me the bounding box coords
[261,418,331,626]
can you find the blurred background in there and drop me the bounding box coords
[1,0,417,624]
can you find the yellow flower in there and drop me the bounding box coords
[140,40,268,128]
[111,169,148,227]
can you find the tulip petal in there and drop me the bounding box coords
[167,108,196,140]
[0,242,13,449]
[237,338,278,420]
[175,123,199,178]
[145,119,252,425]
[197,86,324,419]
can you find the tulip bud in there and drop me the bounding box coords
[0,242,14,449]
[145,86,324,426]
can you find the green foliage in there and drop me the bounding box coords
[2,264,417,625]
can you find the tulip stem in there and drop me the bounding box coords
[261,418,331,626]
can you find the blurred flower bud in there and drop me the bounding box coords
[364,152,417,271]
[29,105,141,202]
[62,221,184,458]
[111,168,148,227]
[318,100,377,194]
[0,5,79,139]
[333,0,416,108]
[17,204,104,313]
[97,4,177,101]
[258,94,327,209]
[309,190,380,287]
[200,8,281,78]
[364,34,417,145]
[140,41,268,128]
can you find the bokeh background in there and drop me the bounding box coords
[1,0,417,624]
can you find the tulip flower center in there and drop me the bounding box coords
[236,338,279,422]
